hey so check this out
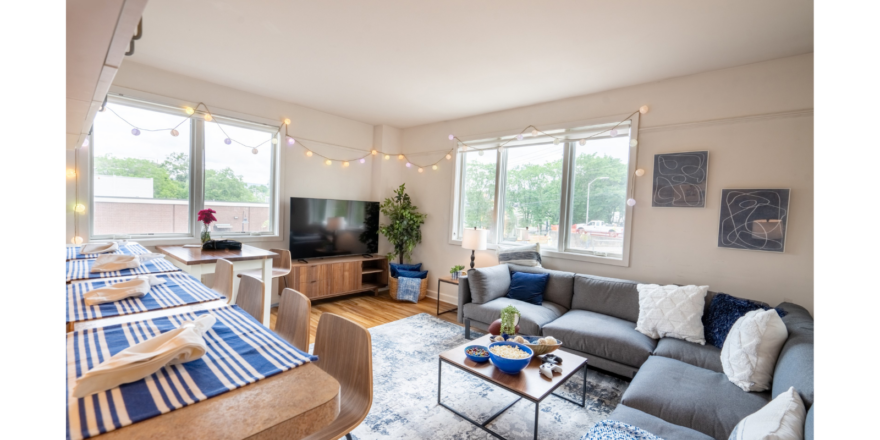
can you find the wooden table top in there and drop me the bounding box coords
[439,334,587,402]
[156,244,278,265]
[438,275,461,284]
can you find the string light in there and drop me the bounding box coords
[131,128,141,136]
[360,158,366,164]
[271,138,278,145]
[630,139,638,147]
[531,129,538,137]
[553,138,561,145]
[287,136,296,145]
[609,129,618,137]
[516,134,524,141]
[82,138,90,147]
[639,105,649,114]
[448,134,454,140]
[627,198,637,206]
[71,236,84,245]
[185,107,195,115]
[325,159,332,165]
[251,148,259,154]
[398,154,404,160]
[446,154,452,160]
[343,161,350,167]
[224,138,232,145]
[579,139,586,146]
[384,154,390,160]
[371,149,378,155]
[67,169,77,178]
[498,146,504,153]
[418,167,424,173]
[170,129,179,137]
[203,113,213,122]
[478,150,484,156]
[306,151,313,157]
[74,204,86,213]
[635,169,646,177]
[432,165,438,170]
[284,118,291,125]
[406,163,411,168]
[461,146,469,151]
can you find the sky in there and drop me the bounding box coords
[92,103,273,184]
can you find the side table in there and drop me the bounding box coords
[436,275,460,316]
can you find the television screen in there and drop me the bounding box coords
[289,197,379,260]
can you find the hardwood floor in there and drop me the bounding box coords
[270,291,461,345]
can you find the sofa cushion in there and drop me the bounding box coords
[702,293,772,348]
[609,404,714,440]
[506,272,549,305]
[804,405,814,440]
[497,243,542,267]
[467,265,511,304]
[728,386,806,440]
[571,274,640,322]
[636,284,709,344]
[508,264,574,309]
[541,310,657,368]
[653,337,723,373]
[462,297,565,335]
[721,309,789,392]
[772,304,814,410]
[389,262,421,278]
[621,356,770,440]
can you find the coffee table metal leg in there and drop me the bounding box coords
[437,358,522,440]
[550,363,589,407]
[533,401,539,440]
[437,358,442,405]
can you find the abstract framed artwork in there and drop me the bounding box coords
[652,151,708,207]
[718,188,790,253]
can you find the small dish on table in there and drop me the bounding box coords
[464,345,490,363]
[521,335,563,356]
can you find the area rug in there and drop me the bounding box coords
[347,313,629,440]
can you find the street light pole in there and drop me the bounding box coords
[586,177,609,224]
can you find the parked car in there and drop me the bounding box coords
[572,220,623,237]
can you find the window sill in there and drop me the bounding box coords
[449,237,629,267]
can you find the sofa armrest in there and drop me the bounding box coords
[457,276,472,324]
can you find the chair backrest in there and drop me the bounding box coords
[269,248,292,274]
[305,313,372,440]
[235,274,264,322]
[275,288,311,352]
[212,259,235,304]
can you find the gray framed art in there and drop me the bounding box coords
[718,189,790,253]
[652,151,708,207]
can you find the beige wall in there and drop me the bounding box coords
[397,54,814,312]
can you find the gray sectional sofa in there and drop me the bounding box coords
[457,263,814,440]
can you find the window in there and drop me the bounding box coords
[88,97,278,240]
[450,117,637,266]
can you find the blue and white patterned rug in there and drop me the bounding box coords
[345,313,629,440]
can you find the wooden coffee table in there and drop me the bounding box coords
[437,334,588,440]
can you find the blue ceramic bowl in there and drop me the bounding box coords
[488,341,534,374]
[464,345,490,363]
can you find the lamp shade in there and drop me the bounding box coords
[462,228,488,251]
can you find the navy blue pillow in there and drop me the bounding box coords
[396,269,428,279]
[390,263,421,278]
[702,293,789,348]
[506,272,550,305]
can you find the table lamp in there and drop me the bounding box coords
[462,227,488,269]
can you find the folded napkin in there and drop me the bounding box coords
[72,314,217,398]
[90,253,165,273]
[80,242,119,255]
[82,275,167,306]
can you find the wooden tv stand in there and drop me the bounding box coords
[284,255,389,301]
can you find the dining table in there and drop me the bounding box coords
[69,305,341,440]
[155,244,278,326]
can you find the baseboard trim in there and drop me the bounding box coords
[426,289,457,306]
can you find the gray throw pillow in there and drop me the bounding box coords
[467,264,511,304]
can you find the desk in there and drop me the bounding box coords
[70,307,340,440]
[156,245,277,326]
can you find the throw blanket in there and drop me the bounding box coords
[66,257,179,282]
[581,420,664,440]
[397,277,422,303]
[67,272,225,324]
[66,305,317,440]
[67,243,150,261]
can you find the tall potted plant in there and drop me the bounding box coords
[379,183,427,264]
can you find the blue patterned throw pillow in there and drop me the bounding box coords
[389,262,421,278]
[702,293,788,348]
[580,419,662,440]
[506,272,549,305]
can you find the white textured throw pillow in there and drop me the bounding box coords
[496,243,542,267]
[635,284,708,344]
[729,387,806,440]
[721,309,789,392]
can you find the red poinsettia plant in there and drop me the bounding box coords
[198,209,217,243]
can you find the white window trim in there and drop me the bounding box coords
[448,112,640,267]
[79,93,284,245]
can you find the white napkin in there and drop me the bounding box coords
[90,253,165,273]
[83,275,167,306]
[80,242,119,255]
[72,314,217,398]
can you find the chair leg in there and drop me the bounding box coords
[465,318,471,340]
[345,434,353,440]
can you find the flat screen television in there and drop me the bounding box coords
[289,197,380,260]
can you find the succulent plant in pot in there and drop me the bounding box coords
[500,305,521,338]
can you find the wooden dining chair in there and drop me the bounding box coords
[303,313,373,440]
[235,274,264,322]
[236,248,292,291]
[211,258,235,304]
[274,288,311,352]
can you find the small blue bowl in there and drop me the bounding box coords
[488,341,534,374]
[464,345,490,363]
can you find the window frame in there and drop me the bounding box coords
[448,112,640,267]
[83,94,282,243]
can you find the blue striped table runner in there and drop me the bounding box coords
[66,305,317,440]
[66,243,151,261]
[67,272,226,324]
[66,258,180,283]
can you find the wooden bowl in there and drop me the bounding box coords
[521,335,562,356]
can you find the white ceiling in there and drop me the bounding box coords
[133,0,813,128]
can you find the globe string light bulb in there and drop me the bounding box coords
[343,161,350,167]
[448,134,454,140]
[251,148,259,154]
[531,129,538,137]
[360,158,366,164]
[398,154,404,160]
[271,138,278,145]
[516,134,524,141]
[432,165,438,170]
[224,138,232,145]
[203,113,213,122]
[72,236,84,245]
[131,128,141,136]
[406,162,411,168]
[306,151,313,157]
[284,118,291,125]
[553,138,561,145]
[446,154,452,160]
[498,146,504,153]
[74,204,86,213]
[630,139,638,147]
[184,107,195,115]
[639,105,649,114]
[461,145,469,151]
[82,138,90,147]
[635,169,646,177]
[325,159,332,165]
[67,169,77,178]
[627,198,637,206]
[287,136,295,146]
[418,168,424,173]
[371,149,378,155]
[384,154,390,160]
[609,129,618,137]
[478,149,484,156]
[578,139,586,146]
[170,129,179,137]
